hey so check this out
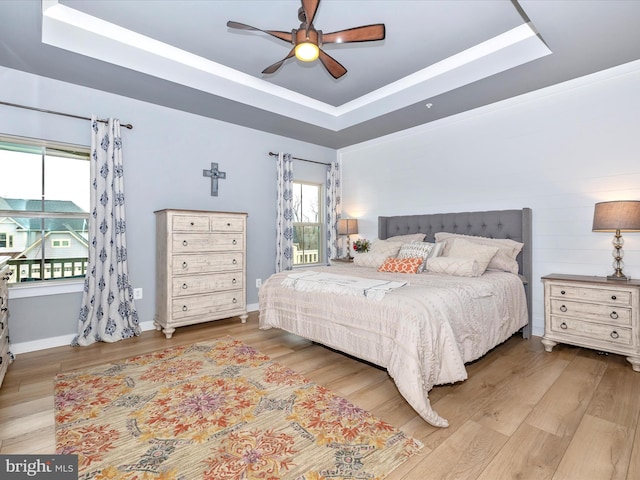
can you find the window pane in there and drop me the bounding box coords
[293,225,321,265]
[44,154,90,212]
[300,184,319,222]
[0,149,43,210]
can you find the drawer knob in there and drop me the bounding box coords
[611,330,619,339]
[610,311,619,320]
[190,222,194,226]
[2,275,9,281]
[560,322,568,330]
[0,321,3,329]
[560,290,566,295]
[182,240,188,246]
[182,262,188,269]
[0,307,7,313]
[559,305,567,313]
[227,222,231,227]
[182,305,188,311]
[232,278,237,284]
[611,295,617,300]
[232,239,237,245]
[232,259,237,265]
[232,298,237,304]
[182,283,188,290]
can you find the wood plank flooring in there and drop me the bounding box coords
[1,312,639,479]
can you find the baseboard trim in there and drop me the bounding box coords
[10,304,261,355]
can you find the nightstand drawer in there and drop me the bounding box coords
[549,316,633,347]
[549,298,632,325]
[549,284,632,305]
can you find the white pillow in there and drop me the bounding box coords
[385,233,426,243]
[435,232,523,274]
[397,241,434,273]
[353,252,393,268]
[426,257,481,277]
[445,238,499,275]
[368,240,403,256]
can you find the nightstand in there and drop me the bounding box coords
[541,273,640,372]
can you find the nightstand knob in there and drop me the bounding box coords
[560,305,568,312]
[611,330,620,339]
[560,322,568,330]
[610,311,619,319]
[560,290,566,295]
[611,295,617,300]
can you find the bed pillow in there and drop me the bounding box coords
[377,257,423,274]
[445,238,499,275]
[435,232,523,274]
[353,240,402,268]
[425,257,481,277]
[385,233,426,243]
[397,241,434,272]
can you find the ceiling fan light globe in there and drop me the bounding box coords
[295,42,319,62]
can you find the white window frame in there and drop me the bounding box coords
[0,133,89,297]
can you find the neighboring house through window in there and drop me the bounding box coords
[292,181,323,266]
[0,134,90,283]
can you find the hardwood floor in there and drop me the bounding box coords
[1,312,639,479]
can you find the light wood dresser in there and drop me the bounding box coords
[154,209,248,339]
[542,273,640,371]
[0,257,14,387]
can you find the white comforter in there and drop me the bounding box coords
[258,265,529,427]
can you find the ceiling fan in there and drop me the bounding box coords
[226,0,385,79]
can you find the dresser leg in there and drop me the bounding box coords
[163,327,176,339]
[627,356,640,372]
[541,337,557,352]
[239,313,248,324]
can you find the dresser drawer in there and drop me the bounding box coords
[549,284,632,306]
[549,298,632,325]
[172,291,245,320]
[172,233,243,253]
[0,336,10,386]
[172,214,210,232]
[211,216,245,232]
[549,315,633,347]
[172,253,243,274]
[172,272,243,297]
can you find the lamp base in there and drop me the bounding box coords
[607,274,630,281]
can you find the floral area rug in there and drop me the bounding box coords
[54,337,423,479]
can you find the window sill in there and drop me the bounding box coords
[9,280,85,299]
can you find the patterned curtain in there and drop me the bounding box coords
[326,160,342,260]
[275,152,294,272]
[73,117,140,346]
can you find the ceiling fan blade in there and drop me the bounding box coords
[301,0,320,26]
[226,21,293,43]
[262,48,296,75]
[322,24,386,44]
[318,49,347,79]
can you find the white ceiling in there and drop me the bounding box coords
[1,1,640,148]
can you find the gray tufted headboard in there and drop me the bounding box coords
[378,208,532,338]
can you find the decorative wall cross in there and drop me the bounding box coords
[203,162,226,196]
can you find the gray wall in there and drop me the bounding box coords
[1,65,336,350]
[339,59,640,337]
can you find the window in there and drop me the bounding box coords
[292,181,323,265]
[0,134,90,284]
[0,233,13,248]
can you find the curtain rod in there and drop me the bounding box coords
[0,100,133,130]
[268,151,328,166]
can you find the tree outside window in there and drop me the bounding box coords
[292,182,323,265]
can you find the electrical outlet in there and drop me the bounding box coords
[133,288,143,299]
[255,278,262,288]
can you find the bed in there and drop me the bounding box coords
[259,208,532,427]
